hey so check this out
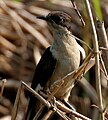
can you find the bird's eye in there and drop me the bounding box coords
[55,16,63,23]
[50,15,63,24]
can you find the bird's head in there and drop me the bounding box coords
[37,11,73,34]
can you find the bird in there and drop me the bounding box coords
[26,11,85,120]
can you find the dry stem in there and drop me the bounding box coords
[97,20,108,72]
[0,79,7,97]
[11,82,22,120]
[12,81,92,120]
[85,0,104,119]
[70,0,85,26]
[0,0,50,48]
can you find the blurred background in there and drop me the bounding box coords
[0,0,108,119]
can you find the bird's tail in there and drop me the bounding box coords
[25,95,41,120]
[25,96,60,120]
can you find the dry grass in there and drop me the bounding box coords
[0,0,108,119]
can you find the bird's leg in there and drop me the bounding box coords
[61,99,79,120]
[61,99,76,111]
[39,90,48,99]
[40,97,57,120]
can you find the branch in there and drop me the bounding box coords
[12,81,92,120]
[0,79,7,97]
[70,0,85,26]
[85,0,104,119]
[97,20,108,73]
[11,82,22,120]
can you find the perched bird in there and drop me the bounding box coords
[26,11,85,120]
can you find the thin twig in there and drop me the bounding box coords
[70,0,85,26]
[99,54,108,82]
[33,105,45,120]
[0,79,7,97]
[56,101,91,120]
[97,20,108,74]
[85,0,104,119]
[100,47,108,51]
[22,81,51,108]
[70,34,93,52]
[13,81,91,120]
[22,82,76,120]
[11,82,22,120]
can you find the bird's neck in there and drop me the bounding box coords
[52,29,77,49]
[50,29,79,60]
[52,29,66,43]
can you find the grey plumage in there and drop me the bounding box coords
[26,11,85,120]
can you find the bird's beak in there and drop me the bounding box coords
[37,16,47,21]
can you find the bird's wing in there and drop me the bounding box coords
[31,46,57,90]
[26,46,56,120]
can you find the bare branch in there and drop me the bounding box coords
[97,20,108,74]
[85,0,104,119]
[70,0,85,26]
[11,82,22,120]
[0,79,7,97]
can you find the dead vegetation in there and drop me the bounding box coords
[0,0,108,120]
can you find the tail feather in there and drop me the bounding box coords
[25,95,38,120]
[26,97,60,120]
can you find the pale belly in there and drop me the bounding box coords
[47,50,80,101]
[46,35,81,101]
